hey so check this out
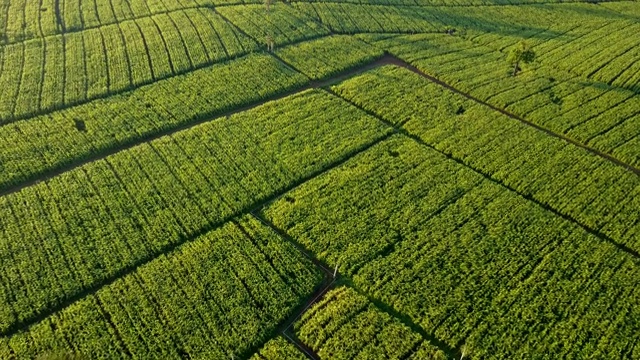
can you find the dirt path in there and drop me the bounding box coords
[0,55,398,198]
[6,47,635,200]
[248,212,335,360]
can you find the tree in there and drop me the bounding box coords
[507,41,536,76]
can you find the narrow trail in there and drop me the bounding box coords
[249,212,336,360]
[0,55,397,199]
[3,50,637,200]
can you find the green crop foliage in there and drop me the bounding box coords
[368,33,640,167]
[217,4,330,48]
[250,337,307,360]
[0,0,638,357]
[0,216,322,359]
[276,35,384,80]
[295,286,448,359]
[0,8,257,123]
[0,89,390,336]
[0,54,307,192]
[331,65,640,250]
[263,135,640,358]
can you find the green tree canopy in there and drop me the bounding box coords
[507,41,536,76]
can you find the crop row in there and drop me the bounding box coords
[0,215,322,359]
[366,33,640,167]
[332,65,640,253]
[421,3,640,90]
[0,89,391,336]
[0,53,306,193]
[452,2,615,51]
[530,18,640,88]
[216,4,330,48]
[295,286,448,359]
[276,35,384,80]
[293,3,445,34]
[262,135,640,358]
[0,8,256,123]
[291,0,590,6]
[291,2,608,36]
[0,0,261,44]
[249,337,307,360]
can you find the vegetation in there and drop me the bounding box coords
[1,216,322,358]
[262,136,640,358]
[249,337,307,360]
[0,89,390,336]
[366,33,640,167]
[0,0,639,358]
[276,35,384,80]
[217,4,329,48]
[0,9,256,123]
[507,41,535,76]
[0,54,307,192]
[295,286,448,359]
[331,65,640,251]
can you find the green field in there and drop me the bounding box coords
[1,0,639,358]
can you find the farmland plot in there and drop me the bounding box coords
[0,89,391,337]
[332,65,640,252]
[365,33,640,167]
[295,286,448,359]
[0,8,256,123]
[0,216,322,359]
[0,54,306,192]
[262,136,640,358]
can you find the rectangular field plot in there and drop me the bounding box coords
[367,33,640,168]
[217,4,330,48]
[261,135,640,358]
[294,286,448,359]
[331,65,640,253]
[276,35,384,80]
[0,54,306,192]
[0,89,392,338]
[0,8,257,124]
[0,216,322,359]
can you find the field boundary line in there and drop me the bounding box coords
[381,53,640,176]
[246,213,335,360]
[248,177,462,359]
[325,87,640,262]
[0,52,402,198]
[0,128,392,338]
[343,278,460,358]
[0,7,255,127]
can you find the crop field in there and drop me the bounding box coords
[0,0,639,359]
